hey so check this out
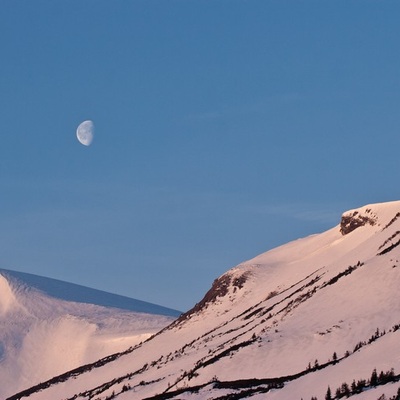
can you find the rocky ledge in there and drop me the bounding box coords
[340,209,377,235]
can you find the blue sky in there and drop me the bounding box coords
[1,1,400,311]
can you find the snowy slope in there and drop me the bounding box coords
[7,201,400,400]
[0,269,181,317]
[0,270,180,399]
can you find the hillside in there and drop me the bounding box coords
[8,201,400,400]
[0,270,180,398]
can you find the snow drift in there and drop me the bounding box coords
[0,270,180,398]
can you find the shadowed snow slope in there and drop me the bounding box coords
[0,270,180,398]
[7,201,400,400]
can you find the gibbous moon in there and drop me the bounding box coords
[76,120,94,146]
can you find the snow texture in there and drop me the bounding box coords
[0,270,180,398]
[5,201,400,400]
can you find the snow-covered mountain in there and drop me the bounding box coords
[0,270,180,399]
[7,201,400,400]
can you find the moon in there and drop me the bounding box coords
[76,120,94,146]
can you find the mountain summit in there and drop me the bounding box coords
[8,201,400,400]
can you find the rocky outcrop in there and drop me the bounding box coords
[176,271,250,322]
[340,209,377,235]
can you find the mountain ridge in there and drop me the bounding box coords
[0,268,181,317]
[7,200,400,400]
[0,269,180,398]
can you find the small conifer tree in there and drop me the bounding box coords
[370,368,378,386]
[350,379,357,394]
[341,382,350,397]
[325,386,332,400]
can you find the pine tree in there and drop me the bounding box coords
[350,379,357,394]
[370,368,378,386]
[356,379,366,392]
[341,382,350,397]
[388,368,395,381]
[325,386,332,400]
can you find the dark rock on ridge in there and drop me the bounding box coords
[340,210,377,235]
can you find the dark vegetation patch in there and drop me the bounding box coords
[241,270,324,321]
[378,231,400,250]
[378,238,400,256]
[383,212,400,230]
[6,345,140,400]
[319,368,400,400]
[198,338,256,370]
[148,323,400,400]
[321,262,363,288]
[144,357,348,400]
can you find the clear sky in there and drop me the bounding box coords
[1,1,400,311]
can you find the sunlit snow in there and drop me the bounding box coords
[0,270,179,398]
[5,201,400,400]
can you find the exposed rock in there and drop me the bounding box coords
[176,271,250,322]
[340,210,376,235]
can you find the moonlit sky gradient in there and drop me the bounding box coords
[1,1,400,311]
